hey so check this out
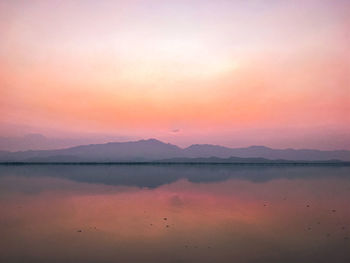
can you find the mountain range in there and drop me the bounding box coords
[0,133,132,151]
[0,138,349,163]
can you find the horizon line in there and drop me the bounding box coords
[1,137,350,153]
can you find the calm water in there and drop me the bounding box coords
[0,165,349,263]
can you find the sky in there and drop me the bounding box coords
[0,0,349,150]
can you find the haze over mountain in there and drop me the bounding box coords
[0,139,349,162]
[0,134,134,152]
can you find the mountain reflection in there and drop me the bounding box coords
[0,164,349,188]
[1,165,350,263]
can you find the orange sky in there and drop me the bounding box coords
[0,0,349,149]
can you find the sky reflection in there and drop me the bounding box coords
[0,165,349,263]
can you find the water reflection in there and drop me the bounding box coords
[0,165,349,263]
[1,164,350,188]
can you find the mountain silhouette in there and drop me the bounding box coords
[0,133,132,151]
[0,138,349,162]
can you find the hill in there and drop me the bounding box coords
[0,139,349,162]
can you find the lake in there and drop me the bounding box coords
[0,165,349,263]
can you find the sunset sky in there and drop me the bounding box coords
[1,0,349,149]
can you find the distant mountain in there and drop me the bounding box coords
[0,139,183,162]
[0,133,133,151]
[184,144,350,161]
[156,157,347,164]
[0,138,349,162]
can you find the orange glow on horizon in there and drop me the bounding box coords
[0,0,349,149]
